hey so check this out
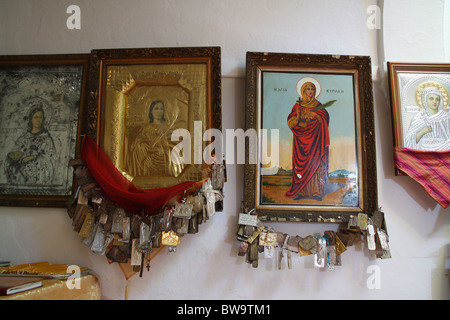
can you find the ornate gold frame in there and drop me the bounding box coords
[244,52,377,222]
[85,47,222,189]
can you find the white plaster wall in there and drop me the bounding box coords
[0,0,448,300]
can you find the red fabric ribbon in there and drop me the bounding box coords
[80,135,203,216]
[393,147,450,208]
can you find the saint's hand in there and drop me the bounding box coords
[22,155,35,163]
[416,126,432,143]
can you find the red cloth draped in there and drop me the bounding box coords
[80,135,203,216]
[285,102,330,198]
[393,146,450,208]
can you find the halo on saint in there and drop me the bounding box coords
[415,80,449,111]
[296,77,322,99]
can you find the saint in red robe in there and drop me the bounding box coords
[285,82,330,200]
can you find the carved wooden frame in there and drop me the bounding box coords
[85,47,222,189]
[244,52,377,222]
[0,54,89,207]
[388,62,450,175]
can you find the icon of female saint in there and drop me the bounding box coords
[285,78,332,201]
[405,81,450,151]
[127,99,184,178]
[5,105,57,185]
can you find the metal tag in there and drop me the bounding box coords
[371,210,384,228]
[140,222,150,245]
[91,227,113,255]
[248,241,259,268]
[111,208,125,234]
[72,204,88,227]
[77,189,89,205]
[367,224,376,250]
[286,235,300,252]
[212,164,225,190]
[264,246,275,259]
[357,213,368,231]
[90,226,104,253]
[335,234,347,256]
[178,218,189,234]
[130,239,142,266]
[259,231,277,247]
[173,203,193,219]
[161,230,180,246]
[122,216,130,242]
[337,227,362,247]
[314,237,327,268]
[298,246,312,256]
[78,212,95,239]
[298,235,317,251]
[377,229,392,259]
[162,207,174,232]
[348,216,358,227]
[239,213,259,227]
[97,207,108,225]
[91,193,103,205]
[247,225,265,244]
[285,250,291,269]
[202,178,218,217]
[327,246,336,271]
[113,233,124,246]
[278,249,284,270]
[82,222,99,247]
[324,230,336,245]
[243,225,254,238]
[192,194,204,213]
[205,191,216,217]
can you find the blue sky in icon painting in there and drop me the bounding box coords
[261,71,358,172]
[261,71,357,142]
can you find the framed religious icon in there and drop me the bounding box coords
[85,47,222,189]
[244,52,377,222]
[388,62,450,155]
[0,54,89,207]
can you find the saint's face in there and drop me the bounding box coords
[31,111,44,131]
[426,94,440,113]
[151,103,164,121]
[304,85,316,101]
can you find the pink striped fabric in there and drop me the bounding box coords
[393,147,450,209]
